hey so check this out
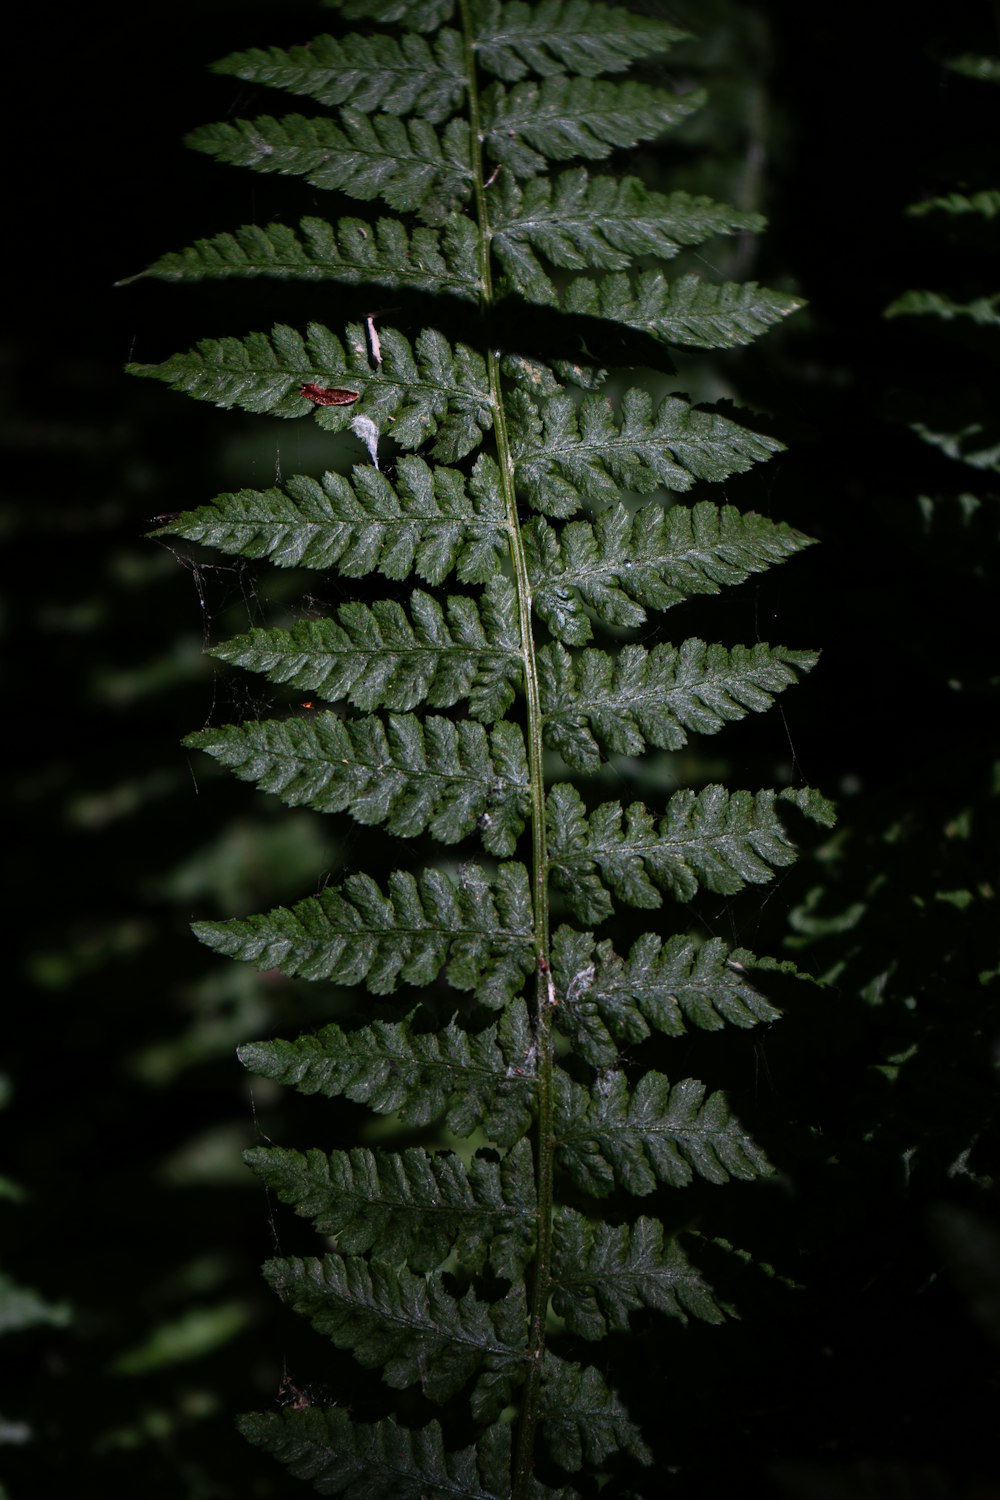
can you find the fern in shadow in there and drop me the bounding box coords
[128,0,831,1492]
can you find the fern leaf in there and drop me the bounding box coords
[472,0,686,82]
[130,214,482,300]
[194,861,535,1005]
[540,1353,650,1469]
[262,1255,527,1416]
[482,77,705,177]
[325,0,457,32]
[526,500,810,639]
[237,1407,512,1500]
[185,713,530,856]
[885,289,1000,326]
[907,188,1000,220]
[491,169,763,299]
[0,1272,71,1335]
[551,1210,727,1335]
[156,454,505,583]
[555,1068,770,1196]
[909,419,1000,472]
[778,785,836,827]
[130,322,492,462]
[243,1138,537,1277]
[238,1002,536,1146]
[185,113,473,219]
[945,51,1000,83]
[207,579,520,722]
[213,28,467,123]
[512,396,786,515]
[540,640,817,771]
[136,0,820,1485]
[550,927,781,1068]
[562,270,801,349]
[547,783,813,922]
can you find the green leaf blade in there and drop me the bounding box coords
[156,454,506,582]
[185,113,473,219]
[527,495,809,636]
[492,170,763,294]
[550,927,782,1067]
[547,783,814,921]
[513,400,788,516]
[556,1069,770,1196]
[238,1404,512,1500]
[243,1140,537,1276]
[886,288,1000,327]
[133,322,493,462]
[263,1255,527,1413]
[540,1353,650,1470]
[473,0,686,82]
[130,214,482,299]
[540,640,817,770]
[562,270,802,349]
[206,580,520,722]
[551,1210,727,1335]
[324,0,457,31]
[196,861,535,1006]
[212,28,467,123]
[237,1408,512,1500]
[239,1004,537,1146]
[185,713,530,856]
[483,77,705,177]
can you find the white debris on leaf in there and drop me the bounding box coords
[351,414,380,470]
[365,315,382,366]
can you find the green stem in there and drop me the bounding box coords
[458,1,555,1492]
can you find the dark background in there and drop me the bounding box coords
[3,2,998,1496]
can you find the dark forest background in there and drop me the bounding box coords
[3,1,998,1496]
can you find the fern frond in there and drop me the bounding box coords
[547,783,812,921]
[130,322,492,462]
[492,170,763,298]
[237,1407,511,1500]
[540,1353,651,1469]
[907,189,1000,221]
[550,928,781,1067]
[551,1210,727,1335]
[561,270,801,348]
[945,51,1000,83]
[243,1138,537,1277]
[263,1255,526,1416]
[157,454,505,583]
[540,640,817,771]
[239,1002,536,1146]
[472,0,685,81]
[185,713,530,856]
[207,579,520,721]
[909,419,1000,471]
[137,0,821,1485]
[213,29,467,123]
[527,500,810,640]
[556,1069,770,1195]
[512,397,786,515]
[885,289,1000,326]
[324,0,457,32]
[130,214,482,300]
[482,76,705,177]
[195,861,535,1005]
[778,785,837,827]
[185,113,473,218]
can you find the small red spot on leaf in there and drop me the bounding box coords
[300,384,360,407]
